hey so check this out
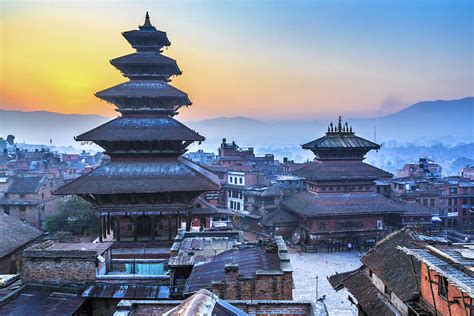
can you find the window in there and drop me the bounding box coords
[430,199,435,207]
[239,178,243,184]
[438,275,449,299]
[384,285,391,297]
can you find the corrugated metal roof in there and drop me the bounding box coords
[82,284,170,299]
[400,247,474,297]
[184,245,281,294]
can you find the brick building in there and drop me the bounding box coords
[22,241,113,284]
[396,158,442,179]
[182,236,293,300]
[114,289,327,316]
[0,214,42,274]
[0,175,59,229]
[401,243,474,316]
[329,228,446,315]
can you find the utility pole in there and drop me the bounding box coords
[315,276,319,301]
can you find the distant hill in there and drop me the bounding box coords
[0,97,472,152]
[0,110,110,147]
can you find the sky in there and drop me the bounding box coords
[0,0,473,121]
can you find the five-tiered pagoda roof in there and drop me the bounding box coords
[56,13,219,205]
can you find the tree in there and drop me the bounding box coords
[6,134,15,146]
[45,197,98,236]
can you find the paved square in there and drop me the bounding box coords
[289,250,362,316]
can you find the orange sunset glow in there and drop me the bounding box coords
[0,1,472,121]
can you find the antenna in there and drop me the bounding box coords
[374,126,377,143]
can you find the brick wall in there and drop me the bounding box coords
[420,262,472,316]
[132,302,311,316]
[211,266,293,301]
[22,256,97,283]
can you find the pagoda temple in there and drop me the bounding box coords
[282,117,406,252]
[56,13,220,242]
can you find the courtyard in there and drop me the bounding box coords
[289,249,362,316]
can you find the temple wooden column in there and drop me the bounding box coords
[98,216,103,242]
[151,217,156,241]
[102,215,107,240]
[107,213,111,235]
[116,218,121,242]
[168,216,172,240]
[133,216,138,241]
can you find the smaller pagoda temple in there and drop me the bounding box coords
[282,117,406,252]
[296,116,391,193]
[56,13,220,242]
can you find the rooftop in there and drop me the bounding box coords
[293,160,392,181]
[23,241,114,259]
[282,191,406,218]
[302,117,381,160]
[400,244,474,297]
[0,285,85,315]
[5,176,45,194]
[183,236,291,294]
[0,214,42,258]
[75,116,204,142]
[168,237,238,267]
[55,158,220,195]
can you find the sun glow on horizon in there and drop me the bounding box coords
[0,1,472,121]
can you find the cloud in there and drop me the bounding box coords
[376,94,407,116]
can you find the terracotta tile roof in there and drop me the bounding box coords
[282,192,406,217]
[75,116,204,142]
[361,228,424,301]
[293,161,392,181]
[0,214,42,257]
[261,209,297,227]
[5,176,45,194]
[55,158,220,195]
[329,268,397,315]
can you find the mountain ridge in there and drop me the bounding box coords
[0,97,472,150]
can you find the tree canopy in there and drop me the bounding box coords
[45,197,97,236]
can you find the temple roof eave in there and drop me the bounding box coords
[54,158,220,196]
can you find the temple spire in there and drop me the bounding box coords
[144,11,151,26]
[338,116,342,132]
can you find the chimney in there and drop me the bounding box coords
[224,263,239,283]
[222,138,226,144]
